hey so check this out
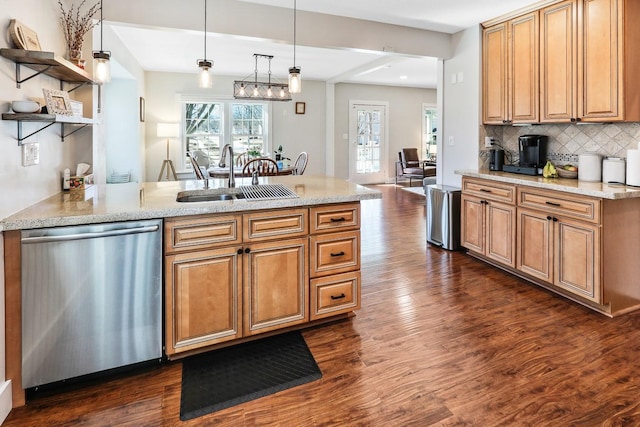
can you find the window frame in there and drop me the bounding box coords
[178,94,272,171]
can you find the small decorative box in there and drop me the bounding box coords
[69,100,83,117]
[69,174,94,190]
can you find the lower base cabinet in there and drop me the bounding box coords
[164,203,361,357]
[518,207,600,302]
[244,238,308,336]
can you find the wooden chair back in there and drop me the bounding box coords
[242,158,279,176]
[235,152,250,167]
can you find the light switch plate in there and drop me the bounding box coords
[22,142,40,167]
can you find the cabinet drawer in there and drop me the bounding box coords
[310,230,360,278]
[462,177,516,204]
[243,208,308,242]
[518,187,601,223]
[310,271,361,321]
[310,203,360,234]
[165,215,241,254]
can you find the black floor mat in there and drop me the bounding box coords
[180,331,322,421]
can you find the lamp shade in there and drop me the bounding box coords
[157,123,180,138]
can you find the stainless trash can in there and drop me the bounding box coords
[426,184,461,250]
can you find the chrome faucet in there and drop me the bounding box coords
[221,144,235,188]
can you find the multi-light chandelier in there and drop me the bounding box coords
[233,54,292,101]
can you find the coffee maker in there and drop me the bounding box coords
[502,135,548,176]
[489,149,504,171]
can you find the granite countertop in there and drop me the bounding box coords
[0,175,382,231]
[457,169,640,200]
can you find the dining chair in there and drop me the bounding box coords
[292,152,308,175]
[235,152,250,167]
[242,157,279,176]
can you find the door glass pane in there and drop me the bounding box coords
[356,109,381,174]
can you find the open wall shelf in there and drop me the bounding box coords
[0,48,94,90]
[2,113,95,145]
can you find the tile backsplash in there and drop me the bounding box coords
[479,123,640,168]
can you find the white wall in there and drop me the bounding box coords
[0,0,91,220]
[333,83,437,180]
[440,26,482,187]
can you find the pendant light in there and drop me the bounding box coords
[288,0,301,94]
[92,0,111,84]
[197,0,213,88]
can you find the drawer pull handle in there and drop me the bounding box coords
[330,251,345,257]
[545,201,561,207]
[479,189,491,193]
[330,217,346,222]
[331,293,346,300]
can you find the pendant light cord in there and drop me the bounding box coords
[100,0,104,51]
[293,0,297,67]
[204,0,207,60]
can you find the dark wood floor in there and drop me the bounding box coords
[6,184,640,426]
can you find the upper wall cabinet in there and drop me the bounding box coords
[484,0,640,124]
[579,0,640,122]
[540,0,577,122]
[483,12,539,125]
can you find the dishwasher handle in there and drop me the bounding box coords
[22,225,160,244]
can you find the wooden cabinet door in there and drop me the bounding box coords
[243,237,308,336]
[541,0,578,122]
[579,0,623,121]
[555,217,601,302]
[517,208,553,282]
[485,202,516,267]
[483,23,508,124]
[461,195,484,254]
[165,246,243,355]
[509,11,539,123]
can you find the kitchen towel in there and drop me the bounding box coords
[627,142,640,186]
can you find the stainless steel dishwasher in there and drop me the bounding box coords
[20,219,163,390]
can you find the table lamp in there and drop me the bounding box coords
[157,123,180,181]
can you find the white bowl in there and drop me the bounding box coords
[12,100,41,114]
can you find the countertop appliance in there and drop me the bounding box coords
[578,152,602,182]
[489,149,504,171]
[21,220,163,390]
[502,135,548,176]
[602,157,626,184]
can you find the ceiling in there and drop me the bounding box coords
[109,0,541,89]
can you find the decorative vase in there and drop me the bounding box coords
[68,49,86,69]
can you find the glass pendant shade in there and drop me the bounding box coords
[288,66,301,94]
[93,51,111,83]
[198,60,213,88]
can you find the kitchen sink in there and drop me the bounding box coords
[176,192,245,203]
[176,184,298,203]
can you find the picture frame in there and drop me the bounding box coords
[42,88,73,116]
[9,19,41,51]
[139,97,145,122]
[295,102,305,115]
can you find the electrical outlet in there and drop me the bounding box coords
[22,143,40,167]
[485,137,494,148]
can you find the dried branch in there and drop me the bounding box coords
[58,0,100,53]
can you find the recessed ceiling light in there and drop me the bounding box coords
[400,75,408,80]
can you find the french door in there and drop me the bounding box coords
[349,102,388,184]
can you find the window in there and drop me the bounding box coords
[423,104,438,161]
[181,98,270,170]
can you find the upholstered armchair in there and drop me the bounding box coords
[395,148,436,186]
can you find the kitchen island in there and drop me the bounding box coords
[1,175,381,407]
[457,169,640,317]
